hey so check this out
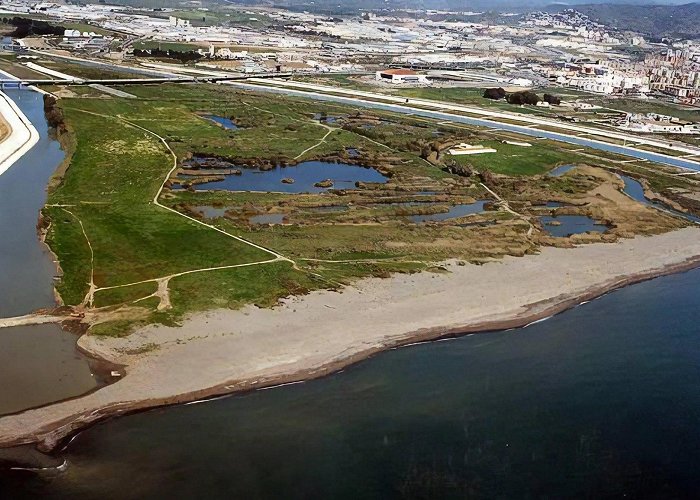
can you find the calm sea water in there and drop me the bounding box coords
[3,267,700,498]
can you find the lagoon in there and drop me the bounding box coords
[188,160,388,194]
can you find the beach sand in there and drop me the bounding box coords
[1,227,700,451]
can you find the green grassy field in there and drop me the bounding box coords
[448,140,580,176]
[45,98,273,307]
[46,82,692,336]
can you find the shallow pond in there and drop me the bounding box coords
[193,206,228,218]
[249,213,286,225]
[304,205,349,213]
[540,215,608,237]
[409,200,488,223]
[204,115,238,130]
[548,164,575,177]
[532,201,569,208]
[313,113,339,124]
[187,161,388,194]
[620,174,700,224]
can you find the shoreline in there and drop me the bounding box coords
[0,228,699,453]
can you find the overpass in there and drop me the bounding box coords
[0,72,295,88]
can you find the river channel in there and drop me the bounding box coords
[0,89,98,415]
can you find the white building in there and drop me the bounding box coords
[375,69,429,84]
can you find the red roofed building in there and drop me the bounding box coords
[375,68,429,84]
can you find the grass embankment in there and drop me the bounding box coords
[0,55,48,80]
[38,59,146,81]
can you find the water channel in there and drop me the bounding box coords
[0,89,98,414]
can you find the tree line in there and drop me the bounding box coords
[483,87,561,106]
[132,48,203,63]
[0,17,65,38]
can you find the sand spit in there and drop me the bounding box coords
[1,228,700,451]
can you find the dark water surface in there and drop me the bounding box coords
[547,164,575,177]
[409,200,488,223]
[540,215,608,237]
[0,90,64,317]
[621,174,700,224]
[0,324,97,415]
[188,160,387,193]
[204,115,238,130]
[5,268,700,498]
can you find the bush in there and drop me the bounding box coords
[483,87,507,100]
[506,91,540,105]
[543,93,561,105]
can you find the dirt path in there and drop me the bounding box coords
[93,257,282,309]
[479,182,535,237]
[294,124,335,160]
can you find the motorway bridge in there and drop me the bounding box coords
[0,72,295,88]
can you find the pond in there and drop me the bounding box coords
[620,174,700,224]
[532,201,568,208]
[548,164,575,177]
[193,206,228,218]
[540,215,608,237]
[304,205,349,213]
[186,161,388,194]
[249,213,286,225]
[204,115,238,130]
[409,200,489,223]
[313,113,338,124]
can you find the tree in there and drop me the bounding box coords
[506,91,540,105]
[483,87,507,100]
[543,93,561,105]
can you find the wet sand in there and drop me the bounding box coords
[1,227,700,451]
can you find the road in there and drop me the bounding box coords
[229,78,700,173]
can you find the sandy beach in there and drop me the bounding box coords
[1,227,700,451]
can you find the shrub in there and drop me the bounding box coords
[483,87,507,100]
[506,91,540,105]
